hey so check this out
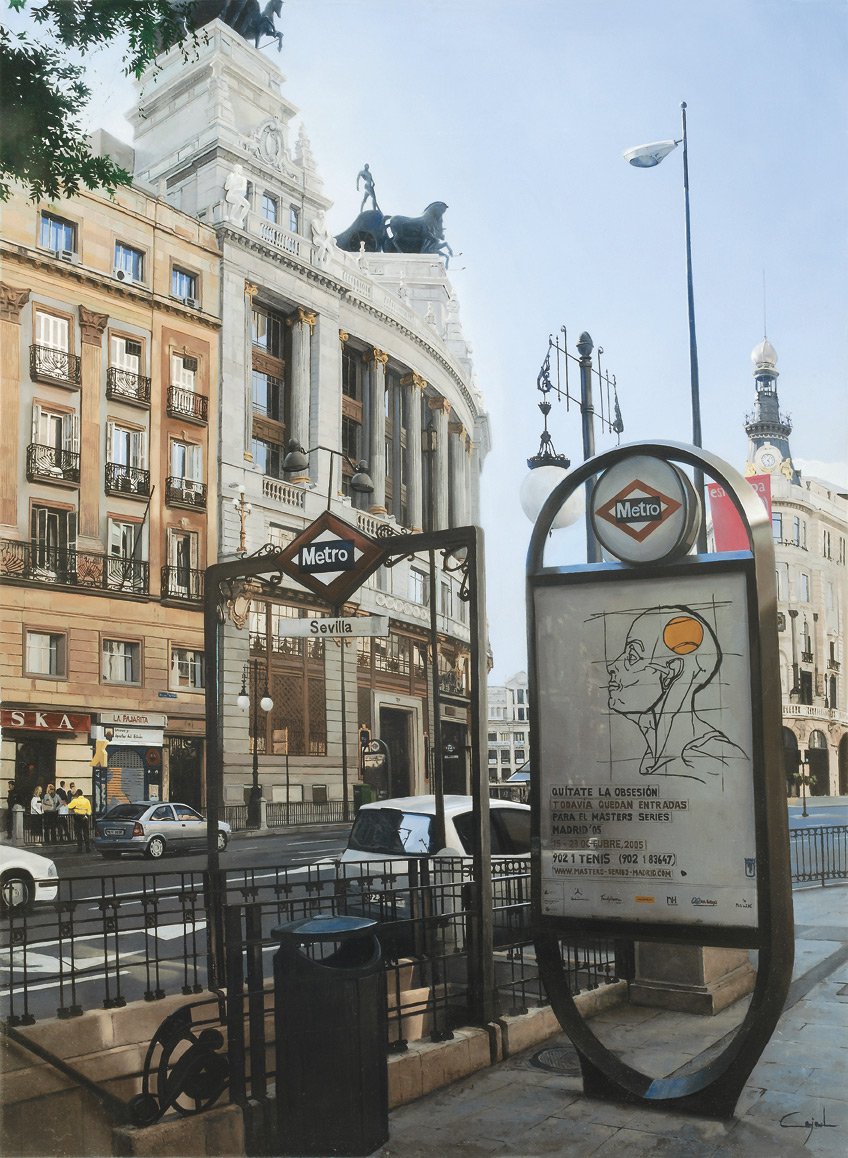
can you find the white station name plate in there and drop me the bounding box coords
[276,616,389,638]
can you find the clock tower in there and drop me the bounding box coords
[743,338,799,482]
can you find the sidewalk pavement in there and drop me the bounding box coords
[377,884,848,1156]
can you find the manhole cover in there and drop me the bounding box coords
[529,1046,581,1076]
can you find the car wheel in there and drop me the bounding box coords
[0,872,34,913]
[146,835,166,859]
[216,830,228,853]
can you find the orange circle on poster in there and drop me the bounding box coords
[663,615,704,654]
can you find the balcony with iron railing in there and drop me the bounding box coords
[166,476,207,509]
[828,659,840,672]
[30,344,81,387]
[106,366,151,407]
[1,539,148,594]
[801,650,814,664]
[160,565,204,602]
[26,444,80,484]
[105,462,150,498]
[167,386,208,424]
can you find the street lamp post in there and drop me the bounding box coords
[238,660,273,829]
[624,102,707,553]
[798,750,810,818]
[281,440,374,505]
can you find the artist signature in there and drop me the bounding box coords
[779,1106,838,1144]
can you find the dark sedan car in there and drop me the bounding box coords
[94,801,231,859]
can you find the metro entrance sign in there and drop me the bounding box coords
[274,510,386,604]
[527,442,792,1118]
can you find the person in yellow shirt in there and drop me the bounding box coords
[67,789,92,853]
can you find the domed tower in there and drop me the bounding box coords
[744,338,799,482]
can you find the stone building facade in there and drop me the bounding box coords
[742,339,847,795]
[0,182,221,810]
[487,672,530,782]
[127,22,490,807]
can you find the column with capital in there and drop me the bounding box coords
[0,286,31,527]
[243,281,259,462]
[430,397,450,530]
[401,372,426,531]
[79,306,109,541]
[288,307,316,482]
[448,419,468,527]
[368,348,389,515]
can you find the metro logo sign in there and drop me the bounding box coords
[299,538,356,573]
[275,510,385,604]
[596,480,682,543]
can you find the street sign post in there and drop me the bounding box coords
[527,441,792,1118]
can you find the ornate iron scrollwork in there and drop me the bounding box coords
[128,1002,229,1127]
[441,547,471,602]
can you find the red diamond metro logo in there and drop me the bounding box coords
[596,479,682,542]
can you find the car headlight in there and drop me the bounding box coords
[47,862,58,878]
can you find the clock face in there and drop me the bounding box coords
[756,446,777,470]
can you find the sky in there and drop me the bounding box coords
[6,0,847,682]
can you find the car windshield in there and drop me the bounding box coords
[103,804,147,820]
[348,809,436,856]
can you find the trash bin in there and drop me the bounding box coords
[273,914,388,1156]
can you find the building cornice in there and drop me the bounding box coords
[0,242,222,330]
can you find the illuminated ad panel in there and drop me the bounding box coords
[535,569,757,929]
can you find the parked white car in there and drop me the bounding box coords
[0,844,59,912]
[337,795,531,954]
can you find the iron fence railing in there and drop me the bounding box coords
[789,825,848,886]
[0,539,149,594]
[26,443,80,484]
[265,800,350,827]
[0,859,622,1033]
[106,365,151,405]
[105,462,150,497]
[167,386,208,423]
[160,565,204,602]
[30,344,81,386]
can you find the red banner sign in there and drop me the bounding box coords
[708,474,771,553]
[1,709,91,733]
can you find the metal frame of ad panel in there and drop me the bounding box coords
[527,440,792,1118]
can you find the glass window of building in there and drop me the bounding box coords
[171,353,198,390]
[114,242,144,281]
[289,205,300,233]
[771,513,782,541]
[251,436,282,478]
[515,749,526,762]
[171,439,203,482]
[252,370,283,420]
[170,647,204,690]
[261,193,278,222]
[102,639,141,684]
[111,335,142,373]
[25,630,67,677]
[800,573,810,602]
[39,211,76,253]
[171,267,198,301]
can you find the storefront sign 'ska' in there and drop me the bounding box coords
[527,441,792,1118]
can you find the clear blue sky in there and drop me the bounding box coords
[7,0,846,681]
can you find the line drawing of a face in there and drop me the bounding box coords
[604,606,742,783]
[606,608,719,716]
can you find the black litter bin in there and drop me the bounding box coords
[273,914,388,1156]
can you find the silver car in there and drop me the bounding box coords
[94,801,230,859]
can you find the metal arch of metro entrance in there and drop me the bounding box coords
[201,519,497,1023]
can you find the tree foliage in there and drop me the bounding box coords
[0,1,199,201]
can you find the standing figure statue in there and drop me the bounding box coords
[225,163,250,227]
[357,163,379,213]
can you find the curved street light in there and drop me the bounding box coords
[624,102,707,552]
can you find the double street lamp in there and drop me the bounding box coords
[282,440,374,505]
[238,660,273,828]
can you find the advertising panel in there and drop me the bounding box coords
[708,474,771,553]
[535,568,757,929]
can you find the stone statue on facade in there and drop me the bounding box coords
[310,211,334,267]
[224,163,250,226]
[357,163,379,213]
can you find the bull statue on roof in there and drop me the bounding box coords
[335,199,453,268]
